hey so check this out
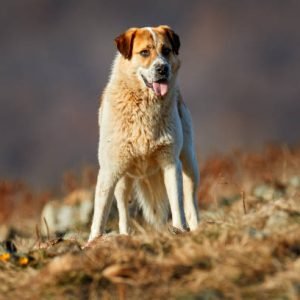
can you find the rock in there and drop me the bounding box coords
[63,231,89,243]
[247,227,268,239]
[0,225,10,241]
[253,184,284,201]
[289,176,300,188]
[46,254,77,275]
[40,188,93,236]
[45,239,82,257]
[264,210,289,231]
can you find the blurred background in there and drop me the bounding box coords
[1,0,299,189]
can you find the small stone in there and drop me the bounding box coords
[45,239,82,257]
[40,188,94,235]
[289,176,300,188]
[0,225,10,241]
[247,227,268,239]
[253,184,275,201]
[264,210,289,231]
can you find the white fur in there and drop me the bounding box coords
[145,27,157,45]
[89,28,199,241]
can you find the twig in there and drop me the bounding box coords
[241,190,247,214]
[117,283,127,300]
[35,224,41,249]
[43,217,50,241]
[131,219,147,235]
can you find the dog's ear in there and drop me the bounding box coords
[114,28,137,59]
[161,25,180,55]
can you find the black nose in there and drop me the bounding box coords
[155,64,169,76]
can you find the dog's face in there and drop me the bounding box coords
[115,25,181,97]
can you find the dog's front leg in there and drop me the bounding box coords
[162,160,186,230]
[114,176,133,235]
[89,169,118,241]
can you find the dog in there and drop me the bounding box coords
[89,25,199,241]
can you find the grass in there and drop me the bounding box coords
[0,145,300,299]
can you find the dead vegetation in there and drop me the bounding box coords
[0,145,300,300]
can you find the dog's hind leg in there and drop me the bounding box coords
[114,176,133,234]
[179,101,200,230]
[181,151,199,230]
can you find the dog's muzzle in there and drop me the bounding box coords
[141,63,170,97]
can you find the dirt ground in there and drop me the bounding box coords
[1,145,300,300]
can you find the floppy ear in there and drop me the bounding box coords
[161,25,180,55]
[114,28,137,59]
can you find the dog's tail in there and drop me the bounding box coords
[134,172,169,228]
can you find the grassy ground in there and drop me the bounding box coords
[1,145,300,300]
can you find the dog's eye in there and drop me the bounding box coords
[162,47,171,56]
[140,49,150,57]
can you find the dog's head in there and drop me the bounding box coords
[115,25,181,97]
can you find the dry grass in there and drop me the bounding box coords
[1,145,300,300]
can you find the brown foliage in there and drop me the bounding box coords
[0,146,300,299]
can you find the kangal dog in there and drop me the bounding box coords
[89,25,199,241]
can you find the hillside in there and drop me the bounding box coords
[0,145,300,299]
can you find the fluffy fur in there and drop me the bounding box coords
[89,25,199,241]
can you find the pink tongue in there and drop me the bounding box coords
[152,82,169,97]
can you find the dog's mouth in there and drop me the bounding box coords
[141,75,169,97]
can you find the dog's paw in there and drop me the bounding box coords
[82,235,102,250]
